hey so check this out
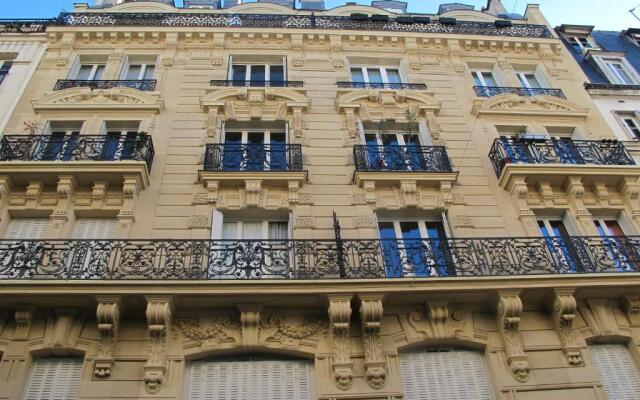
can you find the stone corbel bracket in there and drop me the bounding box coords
[359,295,387,390]
[496,291,529,383]
[144,297,174,394]
[327,295,353,391]
[200,87,310,138]
[548,289,583,366]
[14,306,34,341]
[94,296,122,378]
[238,304,262,347]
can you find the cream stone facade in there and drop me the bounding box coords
[1,1,640,399]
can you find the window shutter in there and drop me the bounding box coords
[399,349,494,400]
[25,358,83,400]
[5,218,49,240]
[187,359,314,400]
[71,218,117,239]
[211,209,224,240]
[589,344,640,400]
[68,56,81,79]
[119,56,130,80]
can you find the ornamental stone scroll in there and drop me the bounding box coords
[328,295,353,391]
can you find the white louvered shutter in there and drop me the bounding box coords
[589,344,640,400]
[400,349,493,400]
[188,359,314,400]
[24,358,83,400]
[71,218,116,239]
[5,218,49,240]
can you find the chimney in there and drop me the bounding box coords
[300,0,325,11]
[483,0,507,16]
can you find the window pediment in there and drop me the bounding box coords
[32,87,165,113]
[201,87,310,138]
[471,93,588,119]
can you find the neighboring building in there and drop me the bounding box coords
[1,0,640,399]
[0,21,48,133]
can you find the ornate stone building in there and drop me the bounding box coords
[1,0,640,399]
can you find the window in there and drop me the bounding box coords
[222,128,287,171]
[603,58,637,85]
[5,218,49,240]
[364,131,424,171]
[399,349,494,400]
[621,114,640,139]
[350,66,402,85]
[24,358,83,399]
[187,357,314,400]
[537,216,581,272]
[594,219,626,237]
[221,220,288,240]
[101,121,142,161]
[568,35,595,52]
[121,55,157,80]
[230,62,285,84]
[75,63,105,80]
[378,218,451,277]
[471,70,497,87]
[589,344,640,400]
[516,72,542,89]
[41,121,83,161]
[72,218,117,239]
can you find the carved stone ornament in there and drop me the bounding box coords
[359,296,387,390]
[175,314,240,348]
[201,87,309,138]
[95,297,122,377]
[496,293,529,383]
[144,297,173,394]
[260,312,328,348]
[549,290,583,366]
[32,87,165,113]
[623,296,640,327]
[471,93,589,119]
[328,296,353,391]
[14,306,34,341]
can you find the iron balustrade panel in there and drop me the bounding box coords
[474,86,566,98]
[210,80,304,88]
[489,137,635,177]
[337,82,427,90]
[0,19,52,33]
[354,145,453,172]
[0,134,155,170]
[0,237,638,280]
[53,79,157,91]
[204,143,303,172]
[57,13,553,38]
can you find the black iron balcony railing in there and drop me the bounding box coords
[53,79,157,91]
[474,86,566,98]
[0,236,638,280]
[489,137,635,177]
[585,82,640,91]
[57,13,553,39]
[203,143,303,172]
[337,82,427,90]
[210,80,304,88]
[0,19,53,33]
[354,145,453,173]
[0,133,155,170]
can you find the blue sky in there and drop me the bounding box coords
[2,0,639,31]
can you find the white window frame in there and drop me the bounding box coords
[516,72,542,89]
[377,218,449,241]
[221,219,289,240]
[536,216,576,237]
[471,70,497,87]
[228,60,286,82]
[603,58,639,85]
[620,113,640,139]
[350,66,403,84]
[568,35,596,52]
[73,63,105,80]
[223,128,287,168]
[121,62,155,80]
[364,131,421,146]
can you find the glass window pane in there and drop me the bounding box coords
[251,65,266,82]
[425,222,446,239]
[367,68,383,84]
[126,65,142,80]
[232,64,247,81]
[268,222,288,240]
[269,65,284,82]
[386,69,402,84]
[224,132,242,144]
[76,65,93,80]
[378,222,396,239]
[526,74,541,88]
[270,132,286,144]
[247,132,265,144]
[472,72,483,86]
[242,222,262,240]
[222,222,237,240]
[94,65,105,80]
[399,222,421,240]
[351,68,365,83]
[143,65,155,80]
[481,72,497,86]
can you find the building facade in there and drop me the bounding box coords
[1,0,640,399]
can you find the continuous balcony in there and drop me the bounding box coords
[489,137,640,189]
[0,236,638,280]
[0,19,52,33]
[57,13,553,39]
[210,80,304,88]
[199,143,306,204]
[0,133,154,188]
[585,82,640,96]
[337,82,427,90]
[53,79,157,91]
[474,86,566,99]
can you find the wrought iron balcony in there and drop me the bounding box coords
[354,145,453,173]
[0,19,52,33]
[585,83,640,91]
[0,133,155,170]
[338,82,427,90]
[53,79,157,91]
[210,80,304,88]
[0,236,638,280]
[57,13,553,39]
[204,143,303,172]
[474,86,566,99]
[489,137,635,177]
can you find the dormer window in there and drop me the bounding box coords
[568,35,596,52]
